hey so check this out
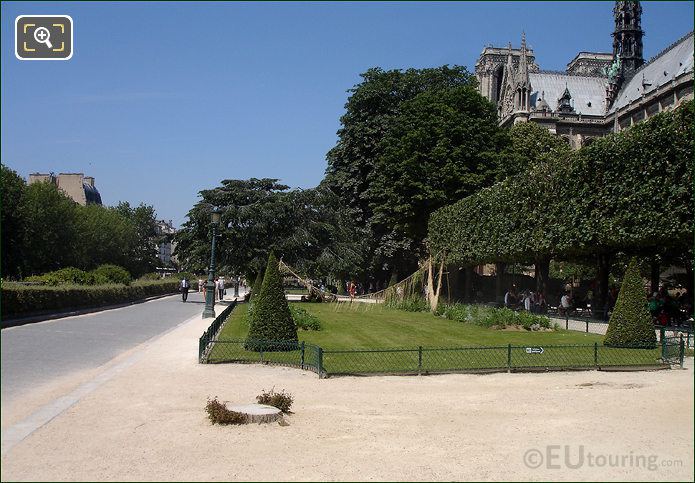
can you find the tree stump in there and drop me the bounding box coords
[224,403,283,424]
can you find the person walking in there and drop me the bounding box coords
[217,277,225,301]
[180,277,190,302]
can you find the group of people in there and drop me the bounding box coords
[504,286,548,314]
[179,277,226,303]
[649,287,692,327]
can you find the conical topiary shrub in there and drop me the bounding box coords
[245,253,298,351]
[604,258,657,348]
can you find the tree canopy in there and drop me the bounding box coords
[0,171,162,279]
[323,65,505,280]
[174,178,362,281]
[428,100,694,266]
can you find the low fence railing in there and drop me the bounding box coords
[198,299,237,362]
[201,337,686,377]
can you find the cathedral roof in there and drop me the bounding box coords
[529,72,607,115]
[609,31,694,113]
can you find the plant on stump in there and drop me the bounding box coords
[245,253,298,351]
[604,257,657,348]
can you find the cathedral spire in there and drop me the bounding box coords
[518,31,530,83]
[517,32,531,111]
[612,0,644,80]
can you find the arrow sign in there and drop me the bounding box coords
[525,347,544,354]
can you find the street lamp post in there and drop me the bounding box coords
[202,208,222,318]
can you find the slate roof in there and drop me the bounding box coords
[609,31,694,113]
[529,72,607,116]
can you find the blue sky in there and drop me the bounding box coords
[2,1,693,227]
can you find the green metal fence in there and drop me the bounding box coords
[202,338,683,377]
[199,302,685,376]
[198,299,237,363]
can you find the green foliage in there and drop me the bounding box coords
[26,267,92,286]
[368,85,503,266]
[18,181,80,274]
[138,272,163,281]
[289,305,322,331]
[549,260,597,281]
[89,264,132,285]
[0,170,162,279]
[256,388,293,413]
[604,258,657,348]
[428,101,694,266]
[2,279,179,317]
[205,397,245,425]
[494,122,571,181]
[113,201,161,277]
[246,253,298,350]
[439,303,554,331]
[175,179,362,281]
[324,65,504,277]
[24,265,132,286]
[1,165,26,278]
[385,296,429,312]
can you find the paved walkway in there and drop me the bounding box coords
[0,292,219,411]
[1,301,693,480]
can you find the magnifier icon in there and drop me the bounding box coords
[34,27,53,49]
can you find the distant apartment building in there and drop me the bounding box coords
[28,172,102,205]
[155,219,177,266]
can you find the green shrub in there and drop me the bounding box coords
[256,388,293,413]
[604,258,657,348]
[385,296,429,312]
[289,305,322,331]
[138,272,162,281]
[89,264,132,285]
[26,267,91,286]
[246,254,298,351]
[1,279,179,317]
[205,397,246,425]
[170,271,198,281]
[440,303,552,331]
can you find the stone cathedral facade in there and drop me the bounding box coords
[475,1,694,148]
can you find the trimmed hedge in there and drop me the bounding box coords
[1,279,180,318]
[604,258,657,348]
[428,101,694,265]
[246,253,298,350]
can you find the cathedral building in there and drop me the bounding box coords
[475,1,694,148]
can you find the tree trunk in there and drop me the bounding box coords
[650,258,660,295]
[495,262,507,305]
[464,266,473,303]
[535,257,550,294]
[594,253,612,319]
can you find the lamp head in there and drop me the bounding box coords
[211,207,222,224]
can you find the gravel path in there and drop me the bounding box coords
[1,307,692,481]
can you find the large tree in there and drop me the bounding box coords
[18,181,80,275]
[368,86,503,273]
[74,204,138,271]
[174,178,362,281]
[114,201,161,276]
[324,65,504,281]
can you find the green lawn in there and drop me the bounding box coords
[207,303,664,373]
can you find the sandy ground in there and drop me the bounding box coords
[1,310,693,482]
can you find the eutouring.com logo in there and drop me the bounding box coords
[523,445,683,471]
